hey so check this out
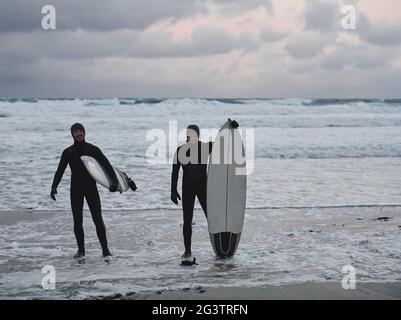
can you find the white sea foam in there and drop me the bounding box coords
[0,98,401,211]
[1,206,400,299]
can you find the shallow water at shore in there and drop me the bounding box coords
[1,206,401,299]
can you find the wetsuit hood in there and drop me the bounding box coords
[71,123,85,136]
[187,124,200,137]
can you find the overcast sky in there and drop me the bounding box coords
[0,0,400,98]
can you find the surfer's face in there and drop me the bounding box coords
[72,129,85,142]
[186,129,198,143]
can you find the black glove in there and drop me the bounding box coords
[128,178,137,192]
[109,181,118,192]
[50,188,57,201]
[171,190,181,205]
[229,119,239,129]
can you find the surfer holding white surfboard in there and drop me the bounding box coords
[207,119,246,258]
[171,120,241,261]
[50,123,136,261]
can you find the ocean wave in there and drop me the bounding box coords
[204,98,401,107]
[195,98,313,106]
[84,102,110,106]
[4,98,19,103]
[206,98,247,105]
[21,98,38,103]
[304,99,401,107]
[82,98,119,107]
[44,98,77,101]
[2,98,401,212]
[246,115,401,129]
[255,151,401,160]
[119,98,167,105]
[0,98,38,103]
[1,97,401,107]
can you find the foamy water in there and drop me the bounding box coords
[2,98,401,299]
[1,206,401,299]
[1,98,401,211]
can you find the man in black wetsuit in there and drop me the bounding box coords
[50,123,133,259]
[171,121,238,259]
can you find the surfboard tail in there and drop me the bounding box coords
[115,167,130,193]
[210,232,241,258]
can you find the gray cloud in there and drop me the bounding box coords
[287,60,320,74]
[304,0,341,32]
[0,56,229,98]
[357,14,401,47]
[260,29,287,42]
[129,24,258,58]
[302,2,401,47]
[0,0,208,32]
[1,0,401,98]
[320,43,396,70]
[1,50,401,98]
[285,31,331,59]
[209,0,273,14]
[0,30,140,62]
[0,58,34,87]
[249,60,401,99]
[0,25,257,62]
[132,25,257,58]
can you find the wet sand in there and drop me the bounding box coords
[1,206,401,300]
[117,282,401,300]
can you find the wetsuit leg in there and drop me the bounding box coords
[196,180,208,218]
[84,183,110,255]
[182,183,196,253]
[70,184,85,253]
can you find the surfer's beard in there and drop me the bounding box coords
[186,137,198,143]
[74,136,85,143]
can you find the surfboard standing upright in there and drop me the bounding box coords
[207,120,247,258]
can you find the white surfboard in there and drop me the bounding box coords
[207,119,247,258]
[81,156,130,193]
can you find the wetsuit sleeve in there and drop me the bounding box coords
[171,148,181,193]
[93,147,119,185]
[208,141,213,154]
[51,150,68,190]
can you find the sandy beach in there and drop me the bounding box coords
[1,206,401,300]
[117,282,401,300]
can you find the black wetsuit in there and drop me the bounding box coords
[51,140,118,255]
[171,141,213,253]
